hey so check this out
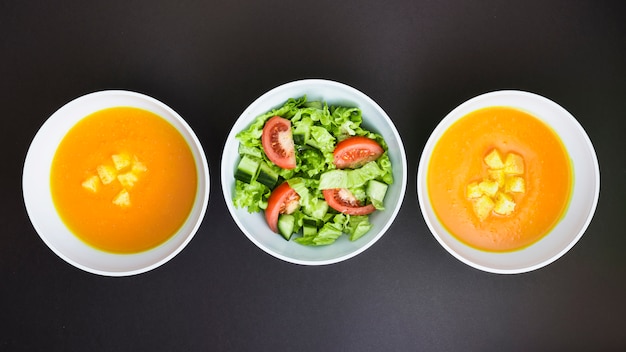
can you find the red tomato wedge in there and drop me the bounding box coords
[262,116,296,169]
[322,188,376,216]
[265,182,300,233]
[333,136,384,169]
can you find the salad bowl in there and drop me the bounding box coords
[221,79,407,265]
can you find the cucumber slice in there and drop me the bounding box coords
[277,214,295,240]
[234,155,260,184]
[366,179,388,210]
[256,162,279,189]
[302,218,318,237]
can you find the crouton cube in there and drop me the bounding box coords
[478,180,499,197]
[111,153,132,171]
[488,169,506,188]
[132,157,147,173]
[81,175,101,193]
[506,176,526,193]
[494,192,516,215]
[466,182,483,199]
[112,189,131,207]
[473,195,495,221]
[484,149,504,169]
[117,172,139,189]
[96,164,117,185]
[504,153,524,175]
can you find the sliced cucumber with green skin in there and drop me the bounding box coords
[234,155,260,184]
[256,162,279,189]
[277,214,295,240]
[302,218,318,237]
[366,179,388,210]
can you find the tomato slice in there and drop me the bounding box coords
[333,136,384,169]
[322,188,376,216]
[262,116,296,169]
[265,182,300,233]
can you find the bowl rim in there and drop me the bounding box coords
[221,78,408,265]
[417,89,600,274]
[22,89,210,276]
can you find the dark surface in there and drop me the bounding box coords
[2,1,625,351]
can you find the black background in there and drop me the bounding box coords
[2,1,625,351]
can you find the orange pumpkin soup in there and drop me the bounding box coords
[51,107,197,253]
[427,106,572,252]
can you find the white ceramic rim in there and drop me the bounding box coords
[417,90,600,274]
[22,90,210,276]
[221,79,407,265]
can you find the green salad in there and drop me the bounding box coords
[233,96,393,246]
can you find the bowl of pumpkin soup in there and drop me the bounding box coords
[23,90,209,276]
[417,90,599,274]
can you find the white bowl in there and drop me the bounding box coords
[23,90,210,276]
[417,90,600,274]
[221,79,407,265]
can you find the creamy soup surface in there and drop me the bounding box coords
[51,107,197,253]
[427,106,572,252]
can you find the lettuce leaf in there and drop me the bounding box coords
[295,221,343,246]
[318,161,384,190]
[232,180,269,213]
[293,213,372,246]
[308,126,336,153]
[376,152,394,185]
[345,215,372,241]
[297,148,326,178]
